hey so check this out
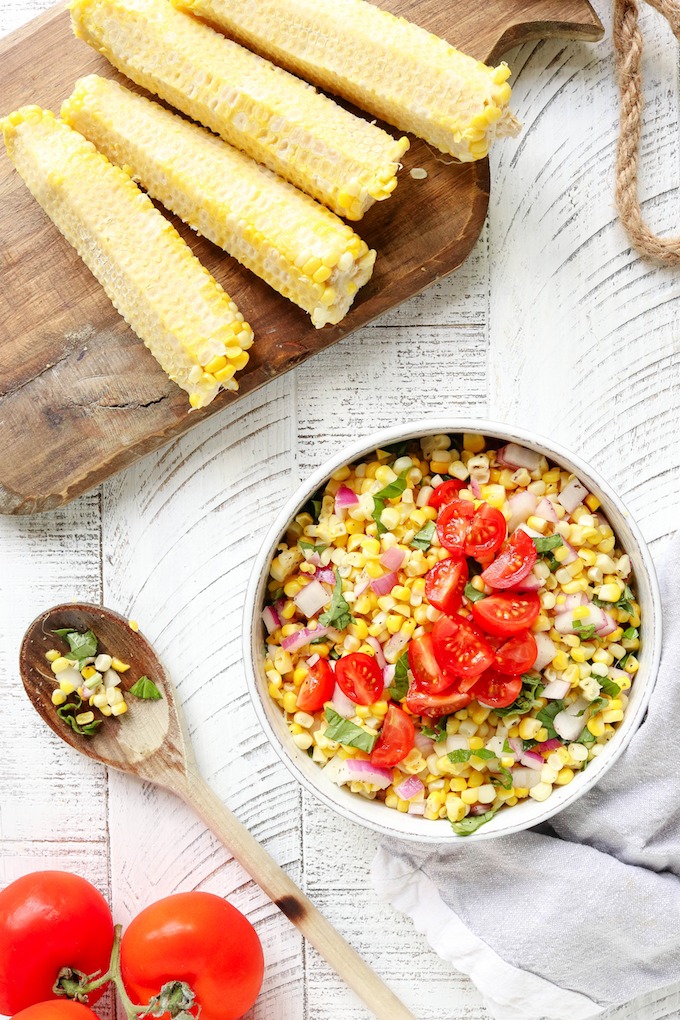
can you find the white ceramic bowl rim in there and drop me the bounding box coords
[243,418,662,844]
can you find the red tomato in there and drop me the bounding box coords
[494,630,538,674]
[471,591,541,637]
[13,1003,99,1020]
[425,558,468,616]
[121,892,264,1020]
[408,633,454,694]
[473,670,523,708]
[481,529,537,589]
[370,705,415,767]
[436,499,475,556]
[405,680,473,718]
[0,872,114,1014]
[464,504,506,560]
[431,614,495,680]
[296,658,335,712]
[335,652,383,705]
[428,479,465,510]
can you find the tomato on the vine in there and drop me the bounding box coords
[481,529,537,589]
[0,871,114,1014]
[473,670,523,708]
[12,1002,100,1020]
[428,479,465,510]
[121,892,264,1020]
[431,614,495,680]
[335,652,383,705]
[471,591,541,637]
[424,558,468,616]
[296,657,335,712]
[493,630,538,675]
[464,504,506,560]
[370,705,415,767]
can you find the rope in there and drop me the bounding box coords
[613,0,680,264]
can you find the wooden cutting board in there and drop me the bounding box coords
[0,0,603,514]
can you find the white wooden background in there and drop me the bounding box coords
[1,2,679,1018]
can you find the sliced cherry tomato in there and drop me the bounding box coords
[436,499,475,556]
[370,704,415,767]
[405,678,473,718]
[431,614,495,680]
[473,669,523,708]
[464,504,506,560]
[494,630,538,674]
[408,633,455,694]
[335,651,383,705]
[481,529,537,589]
[0,872,114,1014]
[424,558,468,616]
[471,591,541,637]
[428,478,465,510]
[296,658,335,712]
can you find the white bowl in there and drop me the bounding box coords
[243,419,662,843]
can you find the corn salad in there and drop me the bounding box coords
[262,434,640,835]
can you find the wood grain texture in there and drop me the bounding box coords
[0,0,604,514]
[2,2,680,1020]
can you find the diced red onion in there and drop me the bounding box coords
[520,750,544,770]
[294,579,331,619]
[517,522,543,539]
[554,604,616,637]
[306,653,320,667]
[532,632,557,671]
[469,476,482,498]
[346,759,393,789]
[380,546,406,571]
[335,485,359,514]
[537,738,562,753]
[306,551,323,567]
[366,636,387,670]
[262,605,280,635]
[554,698,590,741]
[383,630,411,661]
[414,730,435,755]
[564,593,589,611]
[557,478,589,514]
[370,571,398,596]
[515,569,543,592]
[509,737,524,759]
[353,571,371,596]
[610,666,629,681]
[560,539,578,564]
[511,767,543,789]
[497,443,543,471]
[281,625,329,653]
[314,565,336,585]
[408,802,426,815]
[469,803,490,816]
[330,683,356,718]
[394,776,424,801]
[541,678,570,700]
[382,663,396,687]
[507,491,537,532]
[596,611,618,637]
[534,498,559,523]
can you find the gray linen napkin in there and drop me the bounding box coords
[372,531,680,1020]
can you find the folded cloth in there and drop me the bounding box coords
[372,531,680,1020]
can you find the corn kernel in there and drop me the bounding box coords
[45,649,61,662]
[51,689,67,706]
[75,711,95,725]
[519,717,542,740]
[111,658,130,672]
[282,692,298,714]
[51,657,72,674]
[110,701,128,717]
[528,782,552,802]
[587,715,605,737]
[59,679,78,695]
[461,788,479,805]
[555,767,575,785]
[128,619,139,632]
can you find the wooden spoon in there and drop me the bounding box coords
[20,603,416,1020]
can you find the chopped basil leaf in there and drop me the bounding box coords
[464,582,486,603]
[298,541,328,554]
[617,653,631,669]
[301,493,323,522]
[599,677,621,698]
[53,628,74,637]
[522,738,538,750]
[533,534,563,554]
[447,747,495,764]
[573,620,596,640]
[451,809,498,836]
[63,629,98,664]
[577,726,596,746]
[617,585,636,615]
[623,627,638,640]
[324,706,378,753]
[535,699,564,740]
[329,648,341,660]
[491,767,513,790]
[587,696,608,716]
[56,694,102,737]
[374,472,408,501]
[372,496,387,535]
[319,571,355,630]
[411,521,436,551]
[378,440,409,460]
[129,675,162,700]
[310,635,329,645]
[270,587,285,602]
[502,739,513,754]
[421,716,448,740]
[494,672,544,718]
[545,553,560,572]
[388,650,410,702]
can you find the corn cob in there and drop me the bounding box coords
[175,0,521,162]
[62,76,376,328]
[1,107,253,409]
[69,0,408,220]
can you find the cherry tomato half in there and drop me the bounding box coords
[405,679,473,718]
[436,500,475,556]
[121,892,264,1020]
[0,872,114,1015]
[335,652,383,705]
[13,1003,99,1020]
[424,558,468,616]
[428,479,465,510]
[471,591,541,637]
[370,705,415,767]
[431,614,495,680]
[464,504,506,560]
[473,670,523,708]
[296,658,335,712]
[494,630,538,674]
[408,633,454,694]
[481,529,537,590]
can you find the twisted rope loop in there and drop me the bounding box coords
[614,0,680,264]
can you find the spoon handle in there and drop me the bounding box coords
[178,770,417,1020]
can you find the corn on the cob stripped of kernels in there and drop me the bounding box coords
[69,0,408,220]
[174,0,520,162]
[62,76,376,328]
[1,108,253,409]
